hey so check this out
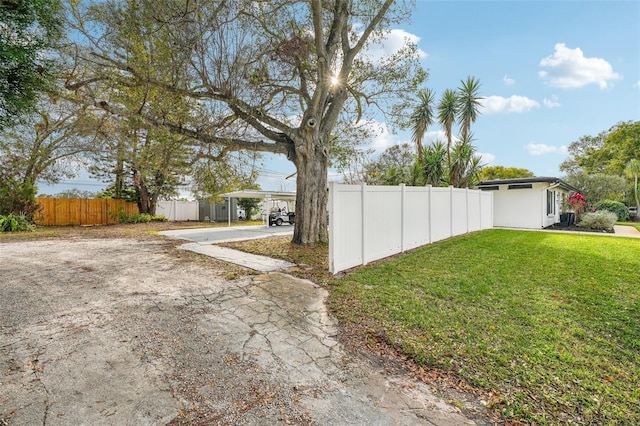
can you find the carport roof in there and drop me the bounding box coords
[477,177,578,192]
[219,190,297,201]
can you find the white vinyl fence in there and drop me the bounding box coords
[328,182,493,274]
[156,200,199,221]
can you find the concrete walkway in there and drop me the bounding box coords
[159,224,293,244]
[180,242,296,272]
[613,225,640,238]
[160,225,296,272]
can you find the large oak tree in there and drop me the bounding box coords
[66,0,426,243]
[560,121,640,176]
[0,0,63,128]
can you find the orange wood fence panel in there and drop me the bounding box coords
[34,198,139,226]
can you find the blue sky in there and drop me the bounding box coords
[410,0,639,174]
[261,0,640,191]
[41,1,639,196]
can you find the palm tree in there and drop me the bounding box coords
[625,158,640,219]
[437,89,458,173]
[456,76,483,140]
[410,88,436,162]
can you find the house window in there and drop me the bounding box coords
[480,186,499,191]
[508,184,533,189]
[547,190,555,215]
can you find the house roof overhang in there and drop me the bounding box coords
[477,177,578,192]
[219,190,297,202]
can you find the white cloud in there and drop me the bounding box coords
[478,152,495,165]
[634,80,640,89]
[363,120,397,153]
[538,43,621,89]
[479,95,540,114]
[503,75,515,86]
[543,94,561,108]
[362,29,428,62]
[525,143,568,156]
[423,130,447,144]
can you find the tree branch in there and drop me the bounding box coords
[92,99,293,158]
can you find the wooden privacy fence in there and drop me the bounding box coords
[328,182,494,274]
[34,198,139,226]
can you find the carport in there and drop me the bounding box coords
[219,190,297,227]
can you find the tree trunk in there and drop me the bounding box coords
[292,133,329,244]
[635,175,639,220]
[136,184,150,214]
[136,186,158,215]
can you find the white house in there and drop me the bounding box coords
[477,177,578,229]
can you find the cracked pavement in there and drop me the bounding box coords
[1,238,482,425]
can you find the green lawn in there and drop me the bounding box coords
[329,229,640,424]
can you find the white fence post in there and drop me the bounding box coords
[328,181,335,273]
[466,188,470,233]
[449,186,454,237]
[427,185,432,244]
[361,182,367,266]
[400,184,406,252]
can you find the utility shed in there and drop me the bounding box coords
[478,177,578,229]
[198,198,238,221]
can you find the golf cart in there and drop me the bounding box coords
[268,208,295,226]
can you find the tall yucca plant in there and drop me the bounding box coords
[456,76,483,140]
[410,88,436,161]
[437,89,458,172]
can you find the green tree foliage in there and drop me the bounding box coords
[237,198,260,221]
[624,159,640,219]
[0,0,63,128]
[560,121,640,176]
[560,121,639,209]
[0,97,98,218]
[190,154,259,201]
[0,98,100,190]
[363,143,423,186]
[363,137,483,189]
[564,172,627,208]
[599,122,640,175]
[67,0,426,244]
[479,166,534,181]
[52,188,95,199]
[0,156,38,217]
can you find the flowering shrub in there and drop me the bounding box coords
[567,192,586,219]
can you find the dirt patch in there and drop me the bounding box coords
[1,236,487,425]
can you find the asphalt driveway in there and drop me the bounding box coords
[1,237,483,425]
